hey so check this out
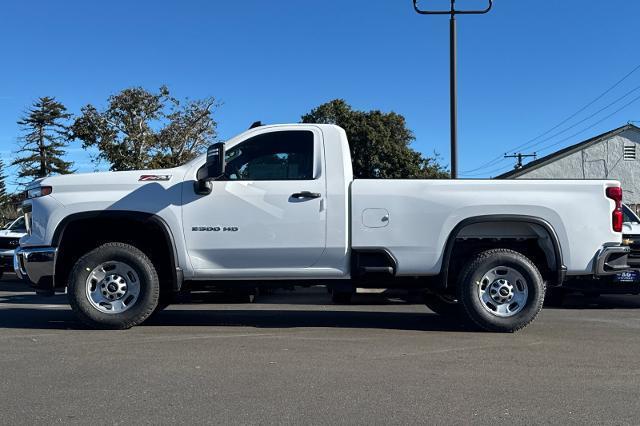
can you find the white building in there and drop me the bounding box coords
[498,124,640,209]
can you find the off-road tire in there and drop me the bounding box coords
[68,242,159,330]
[457,249,545,333]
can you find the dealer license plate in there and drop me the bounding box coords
[614,270,640,283]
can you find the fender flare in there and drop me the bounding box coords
[440,214,566,288]
[52,210,183,291]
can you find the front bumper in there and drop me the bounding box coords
[594,245,630,275]
[1,250,15,271]
[14,247,57,294]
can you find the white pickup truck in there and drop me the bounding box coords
[15,123,630,331]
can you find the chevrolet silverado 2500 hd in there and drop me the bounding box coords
[14,124,630,331]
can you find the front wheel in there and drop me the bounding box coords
[457,249,545,333]
[68,242,160,329]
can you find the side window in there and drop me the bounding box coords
[224,130,315,181]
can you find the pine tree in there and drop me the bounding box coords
[13,97,74,181]
[0,158,8,206]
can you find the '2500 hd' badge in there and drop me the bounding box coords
[192,226,239,232]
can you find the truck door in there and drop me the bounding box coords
[182,127,327,275]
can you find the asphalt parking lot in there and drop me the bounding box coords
[1,274,640,425]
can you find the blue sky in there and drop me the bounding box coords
[1,0,639,190]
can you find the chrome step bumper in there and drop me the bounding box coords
[14,247,57,294]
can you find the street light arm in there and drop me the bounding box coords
[413,0,493,15]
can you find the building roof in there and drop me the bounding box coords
[497,123,640,179]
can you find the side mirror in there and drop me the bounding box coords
[195,142,226,195]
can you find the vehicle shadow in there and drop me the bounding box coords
[2,286,639,331]
[0,304,473,332]
[548,293,640,310]
[0,276,33,293]
[144,309,473,332]
[0,287,473,332]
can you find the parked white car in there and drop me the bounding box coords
[14,123,630,331]
[1,217,27,279]
[622,204,640,235]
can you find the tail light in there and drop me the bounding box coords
[606,186,623,232]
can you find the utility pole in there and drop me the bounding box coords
[413,0,493,179]
[504,152,537,170]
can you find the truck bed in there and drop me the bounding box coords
[350,179,620,276]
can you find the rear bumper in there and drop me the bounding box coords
[14,247,57,294]
[594,245,630,275]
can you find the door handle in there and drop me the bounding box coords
[291,191,321,199]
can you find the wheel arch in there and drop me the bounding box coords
[52,210,183,291]
[440,215,566,288]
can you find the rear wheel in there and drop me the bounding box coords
[68,242,159,329]
[457,249,545,333]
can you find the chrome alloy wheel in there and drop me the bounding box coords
[85,261,141,314]
[476,266,528,317]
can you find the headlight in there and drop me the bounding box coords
[26,186,52,199]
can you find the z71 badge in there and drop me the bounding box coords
[192,226,239,232]
[139,175,171,181]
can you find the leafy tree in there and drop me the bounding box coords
[302,99,448,179]
[12,97,74,181]
[154,98,218,168]
[72,86,218,171]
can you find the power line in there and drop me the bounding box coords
[459,153,506,175]
[462,92,640,178]
[506,63,640,154]
[461,162,514,177]
[535,92,640,154]
[504,152,537,169]
[512,84,640,153]
[461,62,640,174]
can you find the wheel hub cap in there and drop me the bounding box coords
[102,275,128,300]
[477,266,528,318]
[490,279,514,304]
[86,261,140,314]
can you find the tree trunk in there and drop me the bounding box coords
[38,125,46,177]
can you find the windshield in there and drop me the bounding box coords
[622,205,640,224]
[8,217,26,233]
